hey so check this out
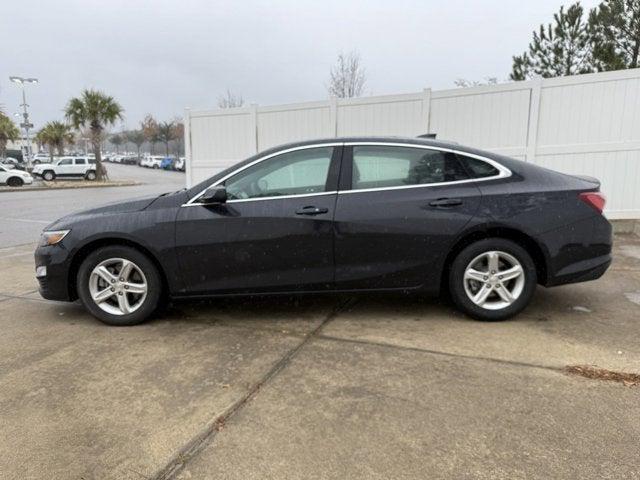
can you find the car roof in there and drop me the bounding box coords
[254,136,501,161]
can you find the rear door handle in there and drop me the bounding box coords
[428,198,463,208]
[295,206,329,216]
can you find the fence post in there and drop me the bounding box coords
[422,88,432,134]
[250,104,259,153]
[329,96,338,137]
[525,79,542,163]
[184,108,192,188]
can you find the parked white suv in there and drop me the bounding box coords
[140,155,164,168]
[32,156,97,181]
[0,164,33,187]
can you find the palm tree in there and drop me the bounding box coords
[43,121,75,156]
[155,121,176,156]
[34,127,55,162]
[65,89,123,180]
[0,112,20,159]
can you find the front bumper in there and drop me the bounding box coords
[34,244,73,301]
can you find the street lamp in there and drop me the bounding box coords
[9,76,38,169]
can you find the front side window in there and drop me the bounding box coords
[351,146,469,190]
[224,147,334,200]
[58,158,72,166]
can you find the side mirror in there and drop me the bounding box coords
[201,185,227,204]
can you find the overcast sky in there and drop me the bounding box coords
[1,0,600,130]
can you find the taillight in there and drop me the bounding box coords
[579,192,606,214]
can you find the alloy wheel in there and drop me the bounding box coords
[463,250,525,310]
[88,258,148,316]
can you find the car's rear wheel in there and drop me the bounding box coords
[77,246,162,326]
[448,238,537,321]
[7,177,23,187]
[85,170,97,181]
[42,170,55,181]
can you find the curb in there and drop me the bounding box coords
[0,181,142,193]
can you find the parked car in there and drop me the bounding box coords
[0,157,26,170]
[32,156,97,181]
[34,137,612,326]
[140,155,164,168]
[161,156,175,170]
[32,153,53,164]
[175,157,185,172]
[121,155,139,165]
[0,164,33,187]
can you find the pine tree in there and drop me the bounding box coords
[588,0,640,70]
[511,3,593,80]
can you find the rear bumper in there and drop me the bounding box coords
[538,215,613,287]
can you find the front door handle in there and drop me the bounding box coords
[295,206,329,216]
[428,198,463,208]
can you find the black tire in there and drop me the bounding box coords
[33,160,41,164]
[7,177,23,187]
[448,238,537,321]
[85,170,97,181]
[42,170,55,181]
[77,246,162,326]
[152,164,159,169]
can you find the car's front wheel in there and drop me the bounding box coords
[7,177,23,187]
[448,238,537,321]
[42,170,55,181]
[77,246,162,326]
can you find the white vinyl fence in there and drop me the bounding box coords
[185,68,640,219]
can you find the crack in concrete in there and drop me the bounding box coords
[151,297,357,480]
[316,333,566,374]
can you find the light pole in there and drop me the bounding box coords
[9,76,38,169]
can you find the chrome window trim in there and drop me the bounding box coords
[182,141,511,206]
[183,143,342,207]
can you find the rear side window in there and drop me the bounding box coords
[351,146,469,190]
[460,155,500,178]
[75,158,86,165]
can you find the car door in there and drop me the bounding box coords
[175,144,342,295]
[334,143,483,290]
[56,157,74,176]
[0,166,8,184]
[73,158,87,176]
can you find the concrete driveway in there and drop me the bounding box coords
[0,235,639,479]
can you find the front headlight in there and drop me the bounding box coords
[40,230,70,246]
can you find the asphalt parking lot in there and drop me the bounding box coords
[1,168,639,479]
[1,232,639,478]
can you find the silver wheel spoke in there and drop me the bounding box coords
[123,282,146,294]
[487,252,500,272]
[92,287,114,303]
[472,285,493,306]
[96,266,117,284]
[499,265,523,282]
[119,259,134,280]
[495,282,515,304]
[117,293,132,314]
[464,268,486,282]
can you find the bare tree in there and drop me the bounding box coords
[217,90,244,109]
[327,51,366,98]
